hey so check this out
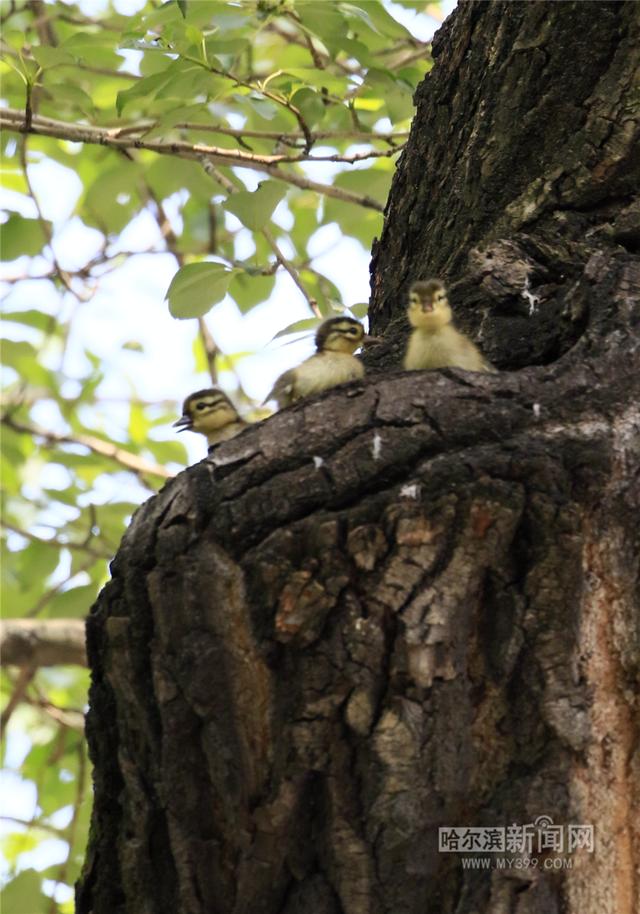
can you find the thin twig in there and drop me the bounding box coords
[25,691,85,729]
[191,54,315,152]
[197,318,219,384]
[267,19,362,77]
[263,229,320,317]
[0,665,36,734]
[18,135,85,299]
[0,815,63,837]
[48,742,87,914]
[1,415,174,482]
[25,557,95,618]
[2,521,111,560]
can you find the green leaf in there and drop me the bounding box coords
[177,0,188,18]
[15,541,60,590]
[229,272,276,313]
[145,155,213,200]
[344,2,412,39]
[59,32,122,70]
[0,831,40,866]
[30,46,75,70]
[272,317,320,341]
[1,213,49,260]
[297,2,347,46]
[0,869,47,914]
[245,96,281,122]
[323,166,390,247]
[1,341,56,387]
[166,262,233,319]
[145,439,189,465]
[116,67,175,116]
[192,332,209,374]
[0,164,28,194]
[47,583,97,619]
[204,36,250,56]
[223,181,287,232]
[176,196,213,253]
[41,79,96,116]
[82,163,143,234]
[290,87,325,129]
[1,310,56,332]
[128,402,149,445]
[350,301,370,319]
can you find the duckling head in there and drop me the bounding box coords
[407,279,452,330]
[173,388,239,435]
[315,316,380,354]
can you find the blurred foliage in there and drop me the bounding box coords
[0,0,442,909]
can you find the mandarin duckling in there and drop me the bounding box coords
[404,280,495,373]
[265,316,380,409]
[173,388,248,449]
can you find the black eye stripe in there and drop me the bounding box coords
[330,326,359,336]
[194,400,225,410]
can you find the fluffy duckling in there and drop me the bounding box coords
[404,280,495,372]
[173,388,248,449]
[265,316,380,409]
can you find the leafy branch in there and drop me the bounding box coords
[1,108,387,210]
[204,162,320,316]
[112,117,408,147]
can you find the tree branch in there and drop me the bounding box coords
[0,618,86,667]
[2,415,174,482]
[112,118,408,146]
[0,108,386,211]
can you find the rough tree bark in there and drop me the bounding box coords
[78,3,639,913]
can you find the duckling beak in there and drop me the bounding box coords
[172,415,193,431]
[421,301,434,312]
[362,333,384,347]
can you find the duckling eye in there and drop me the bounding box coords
[196,402,207,411]
[346,327,359,335]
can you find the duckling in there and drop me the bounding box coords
[404,280,495,372]
[173,388,248,449]
[265,316,380,409]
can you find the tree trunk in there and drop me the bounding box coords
[78,3,640,913]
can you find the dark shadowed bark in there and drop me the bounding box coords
[78,3,639,913]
